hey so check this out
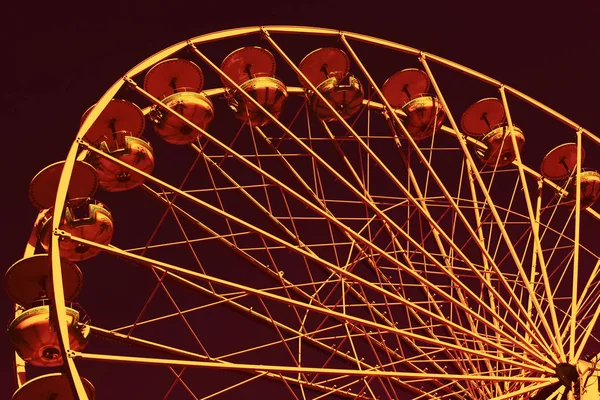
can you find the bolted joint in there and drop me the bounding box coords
[123,76,137,89]
[54,229,71,238]
[259,26,270,40]
[183,40,195,56]
[66,349,78,358]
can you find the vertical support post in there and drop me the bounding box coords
[525,179,544,345]
[569,129,583,362]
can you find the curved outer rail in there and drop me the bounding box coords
[41,25,599,400]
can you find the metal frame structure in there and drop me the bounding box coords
[10,26,600,399]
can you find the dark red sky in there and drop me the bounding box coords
[2,1,600,398]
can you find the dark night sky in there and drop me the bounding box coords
[2,1,600,398]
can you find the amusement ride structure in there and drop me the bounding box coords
[5,26,600,399]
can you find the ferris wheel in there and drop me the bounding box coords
[5,26,600,399]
